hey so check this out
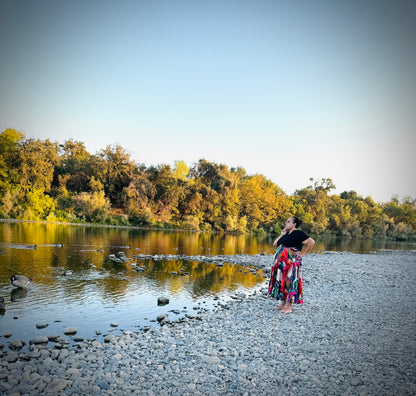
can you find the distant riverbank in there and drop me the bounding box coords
[0,218,189,232]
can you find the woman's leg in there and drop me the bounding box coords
[276,300,286,310]
[281,301,292,313]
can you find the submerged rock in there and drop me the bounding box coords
[156,314,167,322]
[157,297,169,306]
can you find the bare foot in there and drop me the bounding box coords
[281,308,292,314]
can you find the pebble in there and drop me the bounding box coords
[0,251,414,395]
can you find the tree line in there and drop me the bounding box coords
[0,128,415,240]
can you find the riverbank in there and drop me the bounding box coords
[1,251,415,395]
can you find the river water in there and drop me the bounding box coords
[0,221,414,346]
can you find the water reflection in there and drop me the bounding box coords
[0,222,414,347]
[11,288,28,302]
[0,223,269,345]
[313,236,415,253]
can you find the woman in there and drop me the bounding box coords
[267,216,315,313]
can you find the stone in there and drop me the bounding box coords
[29,336,49,345]
[6,352,18,363]
[58,349,69,362]
[43,357,53,365]
[47,334,62,342]
[157,297,170,306]
[36,323,49,329]
[0,382,11,392]
[63,327,77,335]
[8,339,25,351]
[157,314,167,322]
[43,379,69,393]
[28,350,41,358]
[206,356,221,364]
[67,368,81,376]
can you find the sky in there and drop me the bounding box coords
[1,0,415,203]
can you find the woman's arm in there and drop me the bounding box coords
[299,237,315,257]
[273,229,287,246]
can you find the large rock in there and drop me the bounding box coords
[63,327,77,335]
[157,297,169,306]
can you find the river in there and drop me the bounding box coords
[0,221,414,346]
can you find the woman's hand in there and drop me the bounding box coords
[273,227,289,246]
[273,228,287,246]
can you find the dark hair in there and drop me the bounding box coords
[292,216,302,228]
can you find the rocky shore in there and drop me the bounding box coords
[1,250,415,395]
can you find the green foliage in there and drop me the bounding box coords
[96,144,137,205]
[19,138,60,193]
[0,129,24,196]
[24,189,56,220]
[71,191,110,223]
[0,188,21,218]
[0,128,415,240]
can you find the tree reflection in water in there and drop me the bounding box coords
[0,222,414,344]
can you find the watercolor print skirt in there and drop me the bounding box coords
[267,245,303,304]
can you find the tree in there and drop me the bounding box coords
[19,138,60,193]
[55,139,95,193]
[173,160,189,181]
[0,128,24,197]
[293,178,336,233]
[239,174,291,231]
[383,197,416,231]
[122,171,157,224]
[96,144,137,205]
[147,164,184,223]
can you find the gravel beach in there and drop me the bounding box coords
[1,250,415,395]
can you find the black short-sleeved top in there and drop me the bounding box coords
[278,230,310,251]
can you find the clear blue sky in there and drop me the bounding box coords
[1,0,415,202]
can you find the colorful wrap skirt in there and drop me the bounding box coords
[267,245,303,304]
